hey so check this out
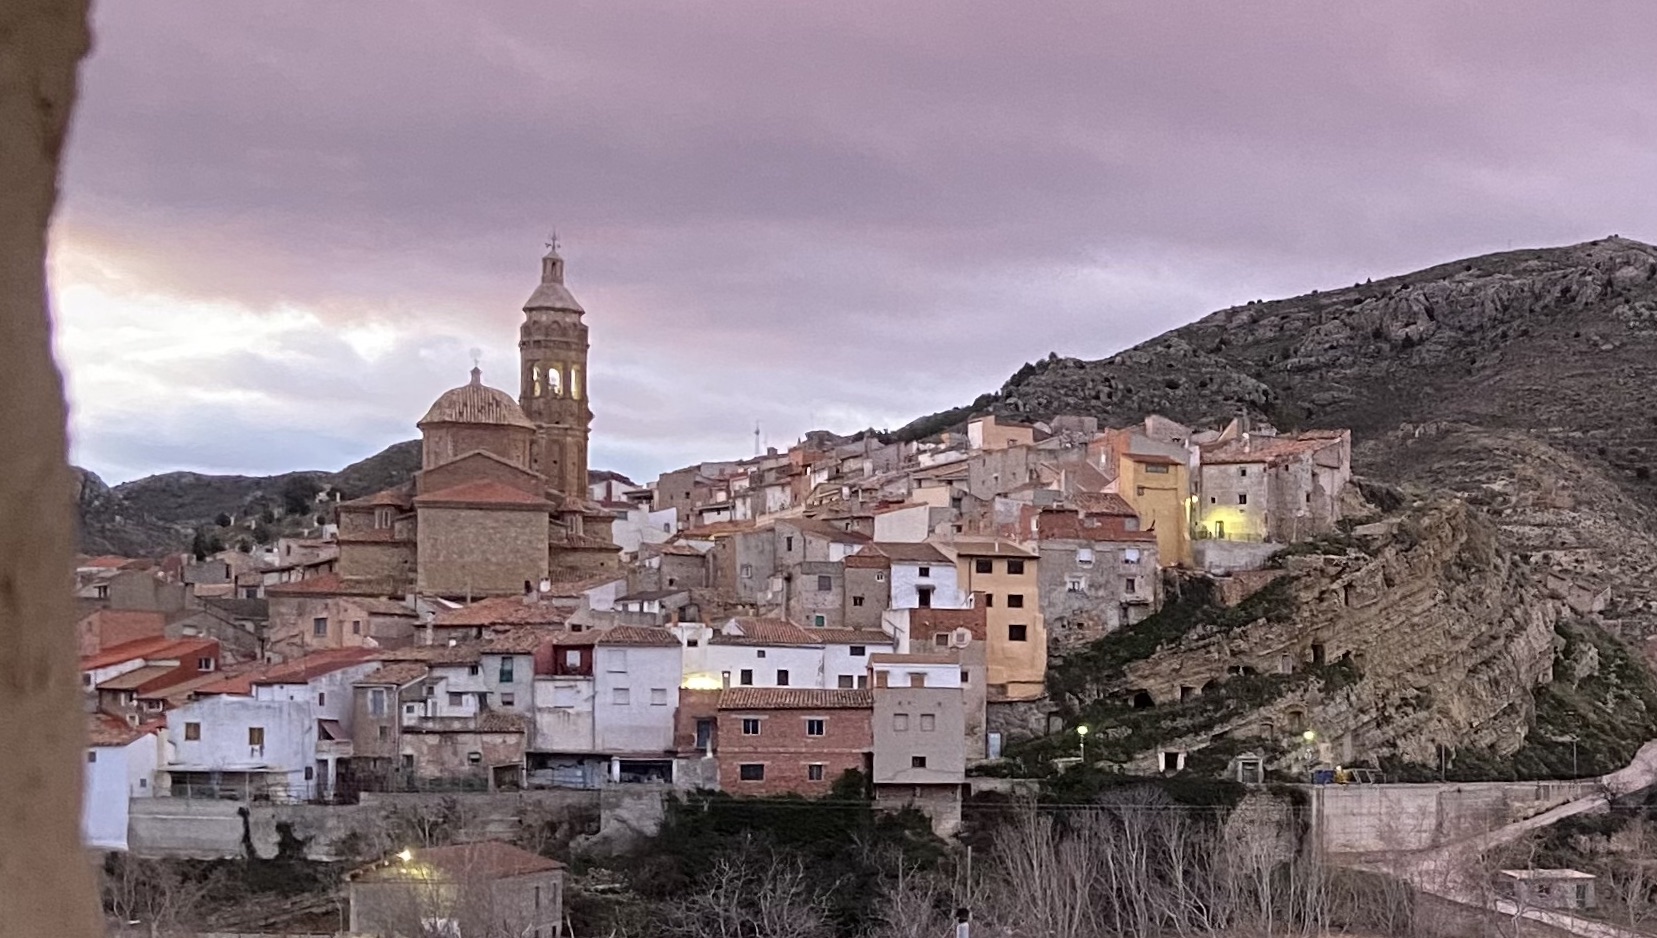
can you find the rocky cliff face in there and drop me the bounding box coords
[73,467,188,557]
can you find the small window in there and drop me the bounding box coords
[920,713,936,731]
[837,675,854,688]
[651,688,668,706]
[378,726,388,741]
[564,649,582,669]
[197,657,214,671]
[961,670,970,683]
[757,649,767,659]
[776,669,791,686]
[739,763,765,781]
[1125,577,1138,594]
[1075,548,1094,566]
[1145,463,1171,474]
[807,763,825,781]
[317,692,326,707]
[983,593,994,608]
[1239,467,1248,477]
[739,669,754,686]
[742,718,761,735]
[974,558,993,574]
[87,751,96,763]
[499,657,516,683]
[933,633,949,647]
[785,536,795,551]
[468,665,480,676]
[918,566,931,577]
[852,596,865,607]
[1066,574,1087,592]
[368,689,386,716]
[1123,548,1141,564]
[501,692,516,706]
[909,672,926,688]
[1007,593,1025,608]
[893,713,909,731]
[1007,559,1025,575]
[184,722,201,741]
[351,620,362,635]
[612,687,630,705]
[812,614,827,627]
[304,766,315,781]
[850,645,866,657]
[740,563,753,578]
[1009,624,1029,642]
[312,616,328,637]
[449,693,464,706]
[911,755,928,768]
[1238,493,1248,505]
[875,571,886,582]
[806,719,825,736]
[817,575,833,591]
[248,727,265,747]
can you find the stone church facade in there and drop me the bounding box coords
[327,245,619,603]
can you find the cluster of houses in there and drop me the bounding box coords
[78,245,1353,853]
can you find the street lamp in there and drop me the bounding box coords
[1076,725,1089,763]
[1302,730,1317,744]
[396,848,414,863]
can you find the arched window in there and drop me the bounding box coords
[570,364,583,401]
[530,364,543,398]
[546,364,563,398]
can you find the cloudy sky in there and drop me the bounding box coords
[51,1,1656,485]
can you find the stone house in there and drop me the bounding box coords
[967,415,1037,451]
[842,551,892,630]
[870,653,967,836]
[715,687,873,795]
[1196,429,1351,544]
[1093,425,1193,567]
[1036,506,1161,651]
[788,560,847,629]
[950,540,1047,701]
[264,574,409,662]
[897,607,989,760]
[348,841,565,938]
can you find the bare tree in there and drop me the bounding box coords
[101,855,219,938]
[663,842,834,938]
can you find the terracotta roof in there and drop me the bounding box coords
[417,371,536,429]
[199,598,269,620]
[345,597,419,617]
[356,662,431,686]
[97,664,181,692]
[868,542,952,565]
[88,713,159,747]
[434,596,567,628]
[549,532,622,550]
[679,520,756,539]
[951,540,1037,559]
[843,551,890,569]
[596,626,681,647]
[718,688,873,710]
[79,608,168,642]
[413,480,551,510]
[870,652,959,665]
[266,573,398,597]
[190,663,276,696]
[81,636,216,671]
[1037,510,1158,544]
[1202,434,1344,466]
[908,607,988,642]
[781,517,872,544]
[1070,492,1138,517]
[474,711,529,733]
[482,628,560,654]
[656,542,704,557]
[713,618,821,647]
[812,628,895,646]
[379,644,484,665]
[338,486,414,509]
[358,842,564,882]
[1126,452,1183,467]
[253,648,381,685]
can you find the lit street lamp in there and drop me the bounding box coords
[1076,724,1089,763]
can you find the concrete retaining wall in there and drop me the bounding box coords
[1310,780,1597,854]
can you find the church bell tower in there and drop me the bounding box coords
[518,240,592,499]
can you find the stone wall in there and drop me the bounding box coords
[417,506,548,596]
[1309,780,1597,855]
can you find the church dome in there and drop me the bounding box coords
[418,367,536,429]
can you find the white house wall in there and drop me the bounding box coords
[82,734,159,850]
[531,676,596,752]
[168,695,312,788]
[873,506,931,543]
[592,646,680,753]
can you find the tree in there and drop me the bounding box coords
[189,528,223,562]
[101,854,220,937]
[213,512,232,528]
[279,476,323,516]
[663,843,834,938]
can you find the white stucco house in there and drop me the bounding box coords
[83,714,165,851]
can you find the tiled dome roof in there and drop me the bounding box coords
[418,368,535,429]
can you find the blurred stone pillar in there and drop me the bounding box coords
[0,1,99,936]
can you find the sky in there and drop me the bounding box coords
[51,1,1657,485]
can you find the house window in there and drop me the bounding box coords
[1066,575,1087,592]
[1076,548,1094,566]
[739,764,765,781]
[850,645,866,657]
[1007,559,1026,575]
[838,675,854,688]
[449,693,464,706]
[776,670,790,686]
[1240,467,1248,477]
[918,566,931,577]
[742,718,761,735]
[1009,624,1029,642]
[911,756,928,768]
[317,692,326,707]
[312,617,327,637]
[739,669,754,686]
[378,726,388,741]
[501,693,516,707]
[368,689,386,717]
[303,766,314,781]
[499,657,516,683]
[248,727,265,747]
[875,571,886,582]
[1238,493,1248,505]
[812,614,827,627]
[612,688,631,705]
[1124,548,1141,564]
[1125,578,1138,594]
[909,673,926,688]
[184,722,201,741]
[893,713,909,731]
[608,649,628,671]
[564,649,582,669]
[87,751,96,763]
[920,713,936,731]
[1136,485,1147,496]
[983,593,994,608]
[785,536,795,552]
[817,575,833,592]
[1146,463,1171,474]
[756,649,767,659]
[95,585,108,599]
[917,587,933,608]
[852,596,865,607]
[1007,593,1025,608]
[468,665,480,676]
[651,688,668,706]
[961,670,970,684]
[740,563,753,578]
[807,764,825,781]
[806,719,825,736]
[934,633,949,647]
[974,559,993,574]
[197,657,214,671]
[351,620,362,635]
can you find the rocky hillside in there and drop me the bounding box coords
[76,440,423,555]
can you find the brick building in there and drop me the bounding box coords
[715,687,872,795]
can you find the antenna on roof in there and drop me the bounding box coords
[754,421,762,456]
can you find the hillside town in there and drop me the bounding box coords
[77,244,1357,859]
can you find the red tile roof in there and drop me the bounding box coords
[338,486,414,510]
[1037,510,1158,543]
[718,688,873,710]
[907,607,988,642]
[843,551,890,569]
[356,662,431,686]
[1200,433,1345,466]
[1069,492,1139,517]
[781,517,872,544]
[595,626,682,647]
[869,652,959,665]
[252,648,381,685]
[413,480,551,510]
[265,573,398,597]
[868,542,952,565]
[811,628,895,646]
[96,664,182,692]
[88,712,160,747]
[189,663,275,697]
[713,618,821,647]
[81,636,217,672]
[482,627,560,654]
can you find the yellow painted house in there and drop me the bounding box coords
[1092,430,1193,567]
[951,540,1046,701]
